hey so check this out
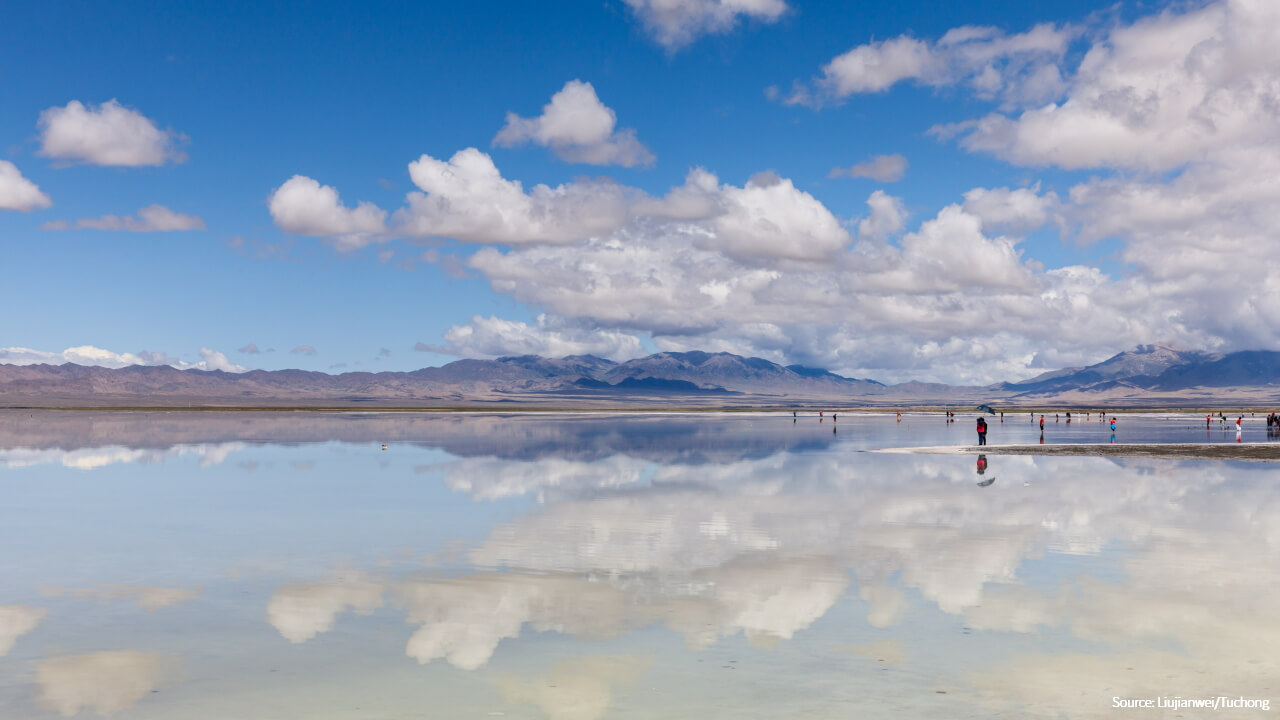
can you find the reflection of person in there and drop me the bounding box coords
[976,416,988,445]
[976,455,994,486]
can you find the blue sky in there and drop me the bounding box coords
[2,0,1276,383]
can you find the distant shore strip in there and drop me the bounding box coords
[871,443,1280,462]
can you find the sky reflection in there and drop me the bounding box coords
[0,412,1276,718]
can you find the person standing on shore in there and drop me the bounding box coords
[976,416,988,446]
[1110,417,1117,432]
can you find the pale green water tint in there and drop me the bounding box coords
[0,411,1277,718]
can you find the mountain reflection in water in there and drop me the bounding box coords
[0,411,1276,718]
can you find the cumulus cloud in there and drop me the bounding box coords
[961,185,1056,234]
[463,195,1083,384]
[41,204,205,232]
[635,167,850,262]
[37,99,186,166]
[494,80,655,167]
[392,148,630,245]
[428,314,647,361]
[941,0,1280,172]
[0,345,246,372]
[268,175,388,250]
[0,161,52,211]
[706,171,850,262]
[829,153,908,182]
[622,0,789,50]
[857,190,906,241]
[195,348,245,372]
[787,22,1073,107]
[0,605,46,656]
[917,0,1280,355]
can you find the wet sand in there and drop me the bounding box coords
[871,442,1280,462]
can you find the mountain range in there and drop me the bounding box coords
[2,344,1279,408]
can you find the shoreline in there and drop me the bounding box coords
[871,443,1280,461]
[2,405,1275,414]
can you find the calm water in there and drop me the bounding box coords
[0,410,1277,718]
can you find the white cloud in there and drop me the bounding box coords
[942,0,1280,172]
[706,171,850,262]
[290,345,318,356]
[788,22,1073,107]
[0,161,52,211]
[494,80,654,167]
[920,0,1280,355]
[0,605,46,656]
[961,185,1055,234]
[41,204,205,232]
[35,651,167,717]
[829,153,908,182]
[393,148,631,245]
[268,175,388,250]
[857,190,906,241]
[196,347,245,372]
[430,314,647,361]
[463,196,1095,383]
[622,0,789,50]
[0,345,247,372]
[37,99,185,167]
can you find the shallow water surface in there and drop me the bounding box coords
[0,411,1276,718]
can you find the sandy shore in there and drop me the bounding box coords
[870,443,1280,461]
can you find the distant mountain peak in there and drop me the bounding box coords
[6,345,1280,407]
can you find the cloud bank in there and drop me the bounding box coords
[0,346,247,372]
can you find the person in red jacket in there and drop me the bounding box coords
[976,416,988,445]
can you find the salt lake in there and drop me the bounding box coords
[0,410,1276,718]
